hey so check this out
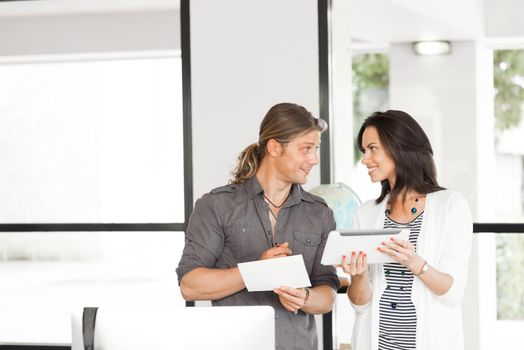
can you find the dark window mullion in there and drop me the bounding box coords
[0,223,185,232]
[474,223,524,233]
[181,0,193,230]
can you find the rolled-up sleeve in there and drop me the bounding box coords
[350,298,372,315]
[310,208,340,291]
[434,192,473,306]
[176,194,224,284]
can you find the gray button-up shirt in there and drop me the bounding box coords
[177,176,339,350]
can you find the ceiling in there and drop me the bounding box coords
[0,0,179,17]
[0,0,522,47]
[350,0,524,48]
[351,0,482,44]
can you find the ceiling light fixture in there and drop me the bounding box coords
[412,41,451,56]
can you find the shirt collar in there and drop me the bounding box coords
[244,176,315,206]
[244,176,264,200]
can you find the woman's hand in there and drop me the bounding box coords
[339,252,371,306]
[378,237,424,273]
[339,251,368,277]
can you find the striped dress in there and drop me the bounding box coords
[378,213,423,350]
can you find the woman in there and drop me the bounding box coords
[342,110,473,350]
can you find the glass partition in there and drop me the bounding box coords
[0,55,184,223]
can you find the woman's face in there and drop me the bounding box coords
[361,126,396,185]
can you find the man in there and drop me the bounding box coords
[177,102,339,350]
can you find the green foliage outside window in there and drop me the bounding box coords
[494,49,524,320]
[352,53,389,162]
[494,50,524,134]
[496,234,524,320]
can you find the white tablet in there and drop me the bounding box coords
[321,228,410,265]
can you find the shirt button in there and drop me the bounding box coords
[401,270,406,275]
[241,227,246,233]
[391,302,397,309]
[305,238,311,244]
[400,286,404,291]
[386,286,390,290]
[267,230,271,235]
[385,269,390,276]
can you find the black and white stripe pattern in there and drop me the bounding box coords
[378,213,423,350]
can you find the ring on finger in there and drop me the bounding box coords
[393,251,398,257]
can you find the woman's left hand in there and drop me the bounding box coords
[378,237,423,272]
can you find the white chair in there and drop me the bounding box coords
[71,305,275,350]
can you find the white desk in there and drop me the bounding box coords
[71,306,275,350]
[0,261,185,346]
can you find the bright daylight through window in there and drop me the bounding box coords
[493,49,524,320]
[0,54,187,344]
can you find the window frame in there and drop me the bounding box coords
[0,6,193,234]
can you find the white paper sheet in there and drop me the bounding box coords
[238,255,312,292]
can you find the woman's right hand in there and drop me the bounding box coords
[341,251,371,306]
[340,251,368,276]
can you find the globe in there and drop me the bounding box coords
[309,183,361,230]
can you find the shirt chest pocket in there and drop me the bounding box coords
[292,231,321,272]
[224,224,264,263]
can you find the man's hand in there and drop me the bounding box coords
[259,242,292,260]
[273,286,307,313]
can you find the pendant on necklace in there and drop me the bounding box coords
[411,198,419,214]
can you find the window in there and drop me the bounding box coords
[0,54,184,223]
[351,53,389,204]
[332,52,390,350]
[492,50,524,321]
[0,52,188,346]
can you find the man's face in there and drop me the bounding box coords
[273,130,321,185]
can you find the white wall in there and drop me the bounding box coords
[190,0,321,199]
[190,1,324,346]
[331,0,354,186]
[389,41,496,350]
[389,42,481,206]
[0,10,180,56]
[485,0,524,39]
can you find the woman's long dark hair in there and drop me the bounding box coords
[357,110,444,205]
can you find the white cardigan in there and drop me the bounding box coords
[350,190,473,350]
